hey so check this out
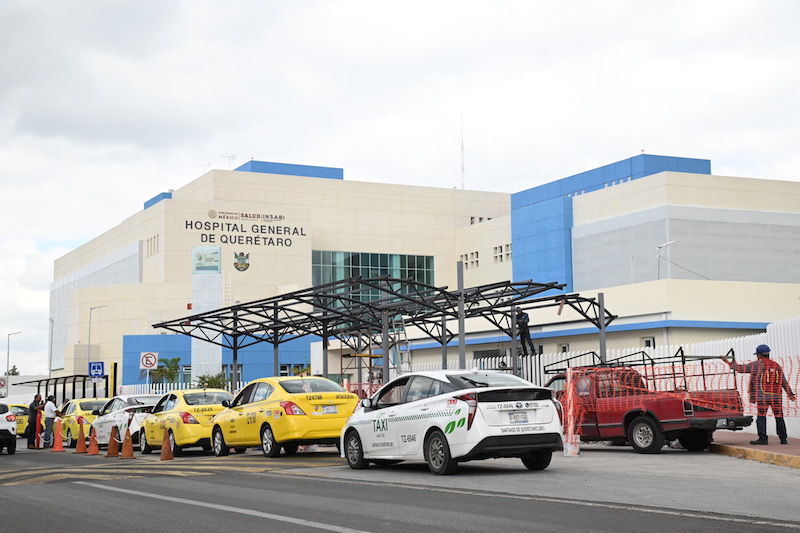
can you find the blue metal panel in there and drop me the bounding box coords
[511,155,710,290]
[123,334,317,385]
[234,160,344,180]
[143,192,172,210]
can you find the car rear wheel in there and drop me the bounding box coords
[677,429,714,451]
[6,440,16,454]
[168,430,183,457]
[521,450,552,470]
[628,416,665,454]
[425,430,457,475]
[212,427,229,457]
[345,430,368,470]
[140,429,153,454]
[261,425,281,457]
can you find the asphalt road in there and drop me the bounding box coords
[1,443,798,532]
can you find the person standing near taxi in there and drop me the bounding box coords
[42,395,59,447]
[27,394,43,449]
[722,344,796,445]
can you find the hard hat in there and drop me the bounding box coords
[755,344,771,355]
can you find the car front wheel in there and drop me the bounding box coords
[345,431,368,470]
[65,429,74,448]
[425,430,457,475]
[261,425,281,457]
[628,416,665,454]
[212,427,229,457]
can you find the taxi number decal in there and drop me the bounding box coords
[306,394,323,401]
[246,412,257,424]
[401,434,416,443]
[194,407,214,412]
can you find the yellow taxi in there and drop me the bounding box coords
[8,404,31,438]
[139,388,233,456]
[58,398,109,447]
[210,376,359,457]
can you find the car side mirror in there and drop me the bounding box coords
[221,400,231,408]
[360,398,374,410]
[92,409,100,416]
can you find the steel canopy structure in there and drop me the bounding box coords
[153,276,616,384]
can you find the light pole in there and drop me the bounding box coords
[87,305,106,373]
[656,240,676,280]
[5,331,21,396]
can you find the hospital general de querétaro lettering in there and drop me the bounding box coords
[185,220,307,246]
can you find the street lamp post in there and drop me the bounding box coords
[656,240,676,280]
[5,331,21,397]
[87,305,107,373]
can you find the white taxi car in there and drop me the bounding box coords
[341,370,563,475]
[91,394,162,446]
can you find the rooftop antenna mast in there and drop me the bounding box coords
[221,154,237,170]
[460,115,465,189]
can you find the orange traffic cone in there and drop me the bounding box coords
[160,428,174,461]
[106,426,119,457]
[74,423,87,454]
[51,420,66,452]
[119,428,135,459]
[87,427,100,455]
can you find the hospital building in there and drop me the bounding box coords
[48,154,800,390]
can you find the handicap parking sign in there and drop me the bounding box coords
[89,361,105,377]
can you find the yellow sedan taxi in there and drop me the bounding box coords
[139,389,233,456]
[8,404,31,438]
[59,398,109,447]
[211,376,359,457]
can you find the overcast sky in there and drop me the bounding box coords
[2,1,798,376]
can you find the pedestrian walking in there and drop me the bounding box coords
[722,344,796,445]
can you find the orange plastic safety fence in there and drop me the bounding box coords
[559,356,800,438]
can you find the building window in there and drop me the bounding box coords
[312,251,434,304]
[279,364,310,376]
[558,343,570,353]
[146,235,160,257]
[642,337,656,349]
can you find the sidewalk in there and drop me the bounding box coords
[709,431,800,469]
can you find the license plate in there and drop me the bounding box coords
[509,412,528,424]
[322,405,338,414]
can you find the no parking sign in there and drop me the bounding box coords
[140,352,159,371]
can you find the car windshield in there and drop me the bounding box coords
[279,379,344,394]
[79,400,106,411]
[128,396,161,406]
[184,391,233,405]
[447,372,531,389]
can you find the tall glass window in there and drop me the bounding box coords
[312,250,435,303]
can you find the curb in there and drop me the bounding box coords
[709,443,800,469]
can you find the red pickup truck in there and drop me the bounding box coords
[544,351,753,453]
